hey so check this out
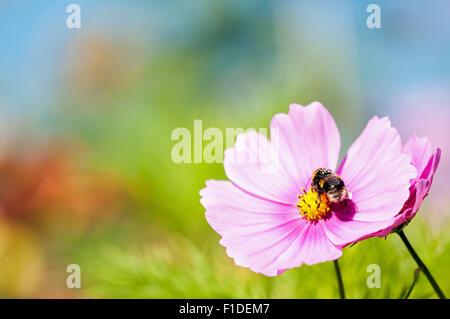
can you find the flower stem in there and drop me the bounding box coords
[403,268,421,299]
[333,259,345,299]
[397,230,446,299]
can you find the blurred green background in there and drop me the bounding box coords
[0,0,449,298]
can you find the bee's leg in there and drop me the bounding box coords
[318,192,323,205]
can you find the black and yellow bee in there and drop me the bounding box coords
[311,168,352,203]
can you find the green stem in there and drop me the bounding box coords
[397,230,446,299]
[404,268,421,299]
[333,259,345,299]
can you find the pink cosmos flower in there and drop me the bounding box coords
[200,102,416,276]
[369,135,441,237]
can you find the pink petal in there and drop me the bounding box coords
[404,148,441,220]
[418,147,441,185]
[321,210,397,246]
[359,148,441,239]
[337,116,417,222]
[200,180,341,276]
[264,223,342,276]
[223,130,298,204]
[270,102,341,189]
[403,135,433,181]
[368,182,427,238]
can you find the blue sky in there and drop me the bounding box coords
[1,1,449,119]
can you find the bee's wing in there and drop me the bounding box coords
[345,187,352,200]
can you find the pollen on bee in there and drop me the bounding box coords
[297,189,331,221]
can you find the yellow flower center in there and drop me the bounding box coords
[296,188,331,221]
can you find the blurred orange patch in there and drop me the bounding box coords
[0,142,128,225]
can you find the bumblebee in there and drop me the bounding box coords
[311,168,352,203]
